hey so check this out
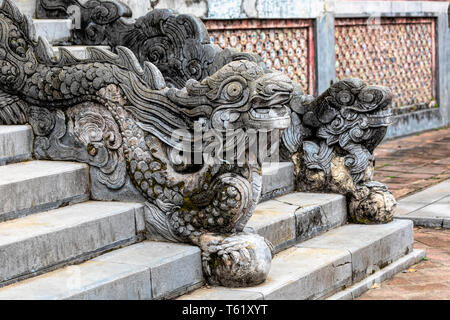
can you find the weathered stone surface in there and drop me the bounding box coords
[53,46,111,60]
[261,162,295,201]
[326,249,426,300]
[395,179,450,215]
[0,0,297,287]
[33,19,72,44]
[178,286,264,300]
[297,219,414,282]
[281,79,396,224]
[245,192,346,252]
[244,200,297,253]
[0,161,89,222]
[154,0,208,17]
[94,241,203,299]
[0,201,143,286]
[288,193,347,242]
[0,240,204,300]
[0,125,33,165]
[119,0,151,18]
[14,0,36,18]
[0,0,400,289]
[179,247,352,300]
[395,180,450,228]
[0,261,151,300]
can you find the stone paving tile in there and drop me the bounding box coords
[358,227,450,300]
[374,127,450,199]
[358,128,450,300]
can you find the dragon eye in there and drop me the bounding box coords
[336,90,354,106]
[225,82,243,100]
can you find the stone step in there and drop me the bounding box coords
[16,0,36,18]
[33,19,72,45]
[0,201,144,288]
[395,179,450,228]
[53,46,112,59]
[0,240,202,300]
[245,192,347,253]
[261,162,295,201]
[0,160,89,222]
[0,125,33,166]
[327,249,425,300]
[179,219,416,300]
[0,191,345,299]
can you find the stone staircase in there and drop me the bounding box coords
[0,124,424,299]
[0,3,425,300]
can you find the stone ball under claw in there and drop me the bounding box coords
[349,187,397,224]
[206,233,273,288]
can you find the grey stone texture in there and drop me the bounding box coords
[437,12,450,125]
[245,200,297,253]
[94,241,203,299]
[0,160,90,222]
[180,218,417,300]
[332,0,449,17]
[0,241,203,300]
[33,19,72,44]
[315,12,336,96]
[0,201,143,286]
[0,125,33,165]
[386,108,445,139]
[154,0,208,17]
[395,180,450,228]
[327,249,426,300]
[180,246,352,300]
[297,219,414,282]
[120,0,151,18]
[0,261,151,300]
[261,162,295,201]
[245,192,346,253]
[15,0,36,18]
[52,46,111,59]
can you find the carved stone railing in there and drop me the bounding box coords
[1,0,396,287]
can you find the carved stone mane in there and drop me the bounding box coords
[37,0,261,89]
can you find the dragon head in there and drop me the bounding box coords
[168,60,293,132]
[308,78,393,153]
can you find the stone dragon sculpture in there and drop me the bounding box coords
[36,0,397,224]
[280,79,397,224]
[0,0,296,287]
[1,0,397,287]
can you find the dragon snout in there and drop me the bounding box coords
[246,72,294,130]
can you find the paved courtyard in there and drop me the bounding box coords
[358,127,450,300]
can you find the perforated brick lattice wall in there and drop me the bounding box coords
[205,19,315,95]
[335,18,436,108]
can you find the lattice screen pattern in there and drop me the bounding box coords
[335,18,436,108]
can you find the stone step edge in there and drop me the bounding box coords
[260,162,295,201]
[0,219,412,300]
[0,161,90,223]
[33,19,73,44]
[395,216,450,229]
[0,201,146,288]
[326,249,426,300]
[0,236,140,289]
[177,220,413,300]
[244,193,347,254]
[0,125,33,166]
[0,241,203,300]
